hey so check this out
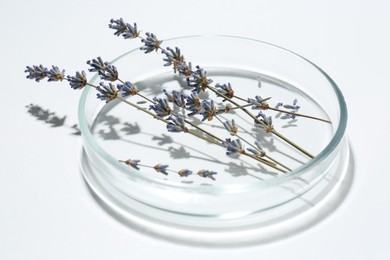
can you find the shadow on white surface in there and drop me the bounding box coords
[80,142,355,248]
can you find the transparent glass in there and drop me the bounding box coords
[79,35,351,246]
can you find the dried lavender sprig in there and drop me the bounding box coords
[153,164,169,175]
[119,158,141,170]
[166,114,188,133]
[107,19,327,126]
[109,18,140,39]
[119,159,216,180]
[186,65,213,93]
[149,97,171,117]
[197,170,217,181]
[120,88,223,144]
[87,57,119,81]
[67,71,88,90]
[217,116,290,172]
[25,65,49,82]
[221,138,286,172]
[25,65,93,90]
[269,102,331,124]
[207,85,314,158]
[215,83,234,99]
[117,81,138,97]
[116,96,221,145]
[140,32,162,53]
[47,66,65,82]
[96,82,119,103]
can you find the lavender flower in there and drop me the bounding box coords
[140,32,162,53]
[100,63,118,81]
[96,82,119,103]
[281,99,300,119]
[87,57,118,81]
[223,138,244,156]
[255,112,274,133]
[87,57,106,72]
[25,65,49,82]
[222,119,238,134]
[163,90,186,108]
[67,71,87,90]
[186,66,213,93]
[109,18,139,39]
[121,159,141,170]
[118,81,138,97]
[178,169,193,177]
[247,96,269,110]
[200,100,217,121]
[166,115,187,133]
[47,66,65,82]
[215,83,234,99]
[154,164,169,175]
[149,97,171,117]
[176,61,193,76]
[275,102,283,109]
[246,141,266,157]
[162,47,184,72]
[197,170,217,181]
[184,92,201,116]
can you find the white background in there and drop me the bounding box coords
[1,0,390,259]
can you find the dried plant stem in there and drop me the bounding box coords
[117,96,221,145]
[236,133,291,171]
[233,93,330,123]
[243,152,287,174]
[207,85,314,159]
[271,129,314,158]
[268,107,331,123]
[213,115,289,173]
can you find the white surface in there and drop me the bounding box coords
[1,0,389,259]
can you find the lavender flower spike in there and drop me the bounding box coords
[281,99,300,119]
[163,89,186,108]
[47,66,65,82]
[224,139,244,156]
[162,47,184,72]
[215,83,234,99]
[109,18,139,39]
[197,170,217,181]
[149,97,171,117]
[154,164,169,175]
[120,159,141,170]
[200,100,217,121]
[246,141,266,157]
[255,112,274,133]
[222,119,238,134]
[248,95,269,110]
[166,115,187,133]
[25,65,49,82]
[178,169,193,177]
[87,57,118,81]
[184,92,201,116]
[67,71,87,90]
[140,32,162,53]
[118,81,138,97]
[96,82,119,103]
[186,66,213,93]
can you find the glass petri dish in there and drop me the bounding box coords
[78,35,351,246]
